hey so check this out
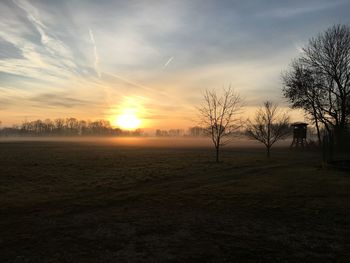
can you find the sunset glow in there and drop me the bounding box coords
[2,1,348,128]
[2,1,350,262]
[115,111,141,130]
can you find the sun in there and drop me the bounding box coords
[115,112,141,130]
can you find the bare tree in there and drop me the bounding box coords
[246,101,290,157]
[54,118,65,135]
[198,87,243,162]
[283,24,350,147]
[283,61,324,145]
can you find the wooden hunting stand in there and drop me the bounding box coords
[290,122,308,148]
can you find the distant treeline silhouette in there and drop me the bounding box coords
[0,118,212,137]
[155,127,207,137]
[0,119,240,138]
[0,118,143,137]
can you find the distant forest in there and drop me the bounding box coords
[0,118,208,137]
[0,118,142,137]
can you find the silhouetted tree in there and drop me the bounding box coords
[198,87,243,162]
[246,101,290,157]
[283,62,323,145]
[283,24,350,148]
[54,118,65,135]
[188,126,206,137]
[66,118,79,135]
[78,120,87,135]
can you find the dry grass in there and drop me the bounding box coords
[0,140,349,262]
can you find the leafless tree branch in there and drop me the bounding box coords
[197,86,243,162]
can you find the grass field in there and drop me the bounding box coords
[1,139,349,262]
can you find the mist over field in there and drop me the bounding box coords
[0,136,292,148]
[1,0,350,262]
[1,140,349,262]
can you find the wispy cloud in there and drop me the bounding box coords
[256,1,346,19]
[12,0,77,71]
[30,92,91,108]
[0,0,80,86]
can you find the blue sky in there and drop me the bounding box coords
[1,0,350,128]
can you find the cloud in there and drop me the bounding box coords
[30,92,91,108]
[255,0,347,19]
[0,98,12,109]
[12,0,76,69]
[0,38,24,59]
[0,0,81,86]
[0,85,32,110]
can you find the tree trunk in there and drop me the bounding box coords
[334,125,345,151]
[267,146,271,158]
[215,146,220,163]
[312,105,321,146]
[315,118,321,146]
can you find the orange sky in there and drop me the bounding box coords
[1,0,347,130]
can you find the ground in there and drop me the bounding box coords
[0,139,349,262]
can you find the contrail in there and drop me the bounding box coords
[89,28,101,78]
[107,72,155,93]
[106,72,175,101]
[163,56,174,68]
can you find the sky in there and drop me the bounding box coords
[1,0,350,130]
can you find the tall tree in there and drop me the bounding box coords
[283,24,350,146]
[198,87,243,162]
[246,101,290,157]
[283,62,324,144]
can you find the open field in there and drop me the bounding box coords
[1,139,349,262]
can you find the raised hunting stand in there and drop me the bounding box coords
[290,122,308,148]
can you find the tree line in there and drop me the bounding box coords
[0,118,142,137]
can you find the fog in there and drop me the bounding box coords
[0,136,291,148]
